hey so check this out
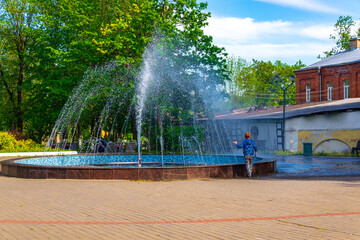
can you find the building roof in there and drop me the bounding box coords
[215,98,360,120]
[296,48,360,71]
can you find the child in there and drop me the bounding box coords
[232,131,257,178]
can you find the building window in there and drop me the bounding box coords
[306,84,311,102]
[327,82,333,100]
[344,80,350,99]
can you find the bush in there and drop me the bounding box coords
[313,152,353,157]
[0,132,46,152]
[165,125,205,152]
[273,150,354,157]
[272,150,300,156]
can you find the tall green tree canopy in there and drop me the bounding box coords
[0,0,228,142]
[226,57,305,109]
[0,0,40,133]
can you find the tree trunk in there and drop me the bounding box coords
[91,117,96,136]
[16,54,25,134]
[131,105,137,141]
[0,67,16,129]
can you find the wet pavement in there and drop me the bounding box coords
[272,155,360,177]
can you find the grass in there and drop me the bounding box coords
[272,150,301,156]
[272,150,357,157]
[312,152,354,157]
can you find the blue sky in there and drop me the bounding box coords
[202,0,360,65]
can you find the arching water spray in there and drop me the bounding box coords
[46,36,236,168]
[136,61,152,166]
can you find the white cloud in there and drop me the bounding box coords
[205,17,333,43]
[300,25,334,40]
[254,0,342,14]
[206,17,292,44]
[220,43,333,60]
[203,16,335,64]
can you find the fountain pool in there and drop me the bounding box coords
[1,155,275,180]
[0,36,279,181]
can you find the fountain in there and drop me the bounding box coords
[1,37,275,180]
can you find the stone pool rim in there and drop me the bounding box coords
[0,154,276,180]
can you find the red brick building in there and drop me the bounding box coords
[294,38,360,104]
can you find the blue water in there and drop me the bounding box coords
[16,154,255,167]
[15,154,360,177]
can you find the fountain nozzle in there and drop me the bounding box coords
[138,155,142,167]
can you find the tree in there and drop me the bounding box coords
[226,57,305,108]
[320,15,358,58]
[0,0,39,134]
[0,0,228,142]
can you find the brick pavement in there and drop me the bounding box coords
[1,156,360,239]
[0,171,359,240]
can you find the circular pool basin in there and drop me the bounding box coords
[1,154,276,180]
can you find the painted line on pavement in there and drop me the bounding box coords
[1,212,360,225]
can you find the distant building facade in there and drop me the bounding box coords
[215,39,360,154]
[285,106,360,153]
[295,38,360,104]
[215,99,360,153]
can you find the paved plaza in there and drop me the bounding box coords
[0,157,360,239]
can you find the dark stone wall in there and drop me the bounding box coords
[0,160,275,180]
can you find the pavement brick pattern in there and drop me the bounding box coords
[0,163,360,239]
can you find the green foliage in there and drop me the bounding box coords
[320,15,358,58]
[0,0,40,132]
[273,150,356,157]
[272,150,300,156]
[165,125,204,152]
[313,152,354,157]
[0,0,227,144]
[226,57,305,108]
[0,132,45,152]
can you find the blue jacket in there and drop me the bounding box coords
[236,139,257,156]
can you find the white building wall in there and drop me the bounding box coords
[285,111,360,152]
[241,121,279,150]
[222,120,279,151]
